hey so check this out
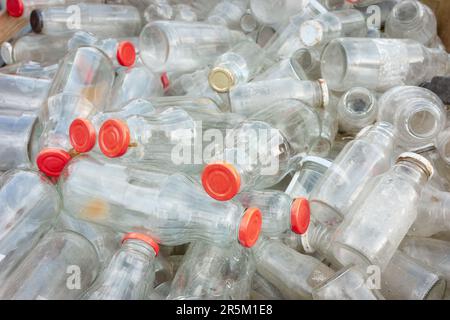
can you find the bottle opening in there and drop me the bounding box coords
[394,1,421,24]
[344,88,374,115]
[407,109,439,139]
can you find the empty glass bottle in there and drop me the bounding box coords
[83,233,159,300]
[236,191,310,237]
[309,122,396,226]
[380,251,446,300]
[229,78,329,117]
[377,86,446,150]
[0,230,99,300]
[0,170,61,283]
[207,0,249,30]
[337,87,378,134]
[321,38,450,92]
[30,4,142,38]
[202,99,322,201]
[167,241,255,300]
[6,0,103,18]
[332,152,433,270]
[139,20,245,74]
[385,0,437,47]
[60,156,263,248]
[250,0,309,26]
[299,9,367,48]
[252,238,335,299]
[208,39,266,93]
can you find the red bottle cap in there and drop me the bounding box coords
[161,72,170,90]
[36,148,72,177]
[238,207,262,248]
[7,0,24,17]
[290,197,310,235]
[98,119,130,158]
[116,41,136,67]
[201,162,241,201]
[69,118,96,153]
[122,232,159,256]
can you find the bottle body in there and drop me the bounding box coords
[250,0,310,26]
[207,0,248,30]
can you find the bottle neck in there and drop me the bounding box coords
[121,239,157,260]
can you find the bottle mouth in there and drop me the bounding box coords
[393,0,422,24]
[406,108,440,140]
[208,67,235,93]
[30,9,44,33]
[299,20,324,47]
[343,87,375,117]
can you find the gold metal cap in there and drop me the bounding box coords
[208,67,235,93]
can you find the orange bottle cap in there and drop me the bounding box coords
[290,197,311,235]
[69,118,96,153]
[238,207,262,248]
[116,41,136,67]
[161,72,170,90]
[36,148,72,177]
[122,232,159,256]
[201,162,241,201]
[7,0,24,17]
[98,119,130,158]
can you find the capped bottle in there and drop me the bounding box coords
[6,0,103,18]
[83,233,159,300]
[332,152,434,270]
[60,156,263,248]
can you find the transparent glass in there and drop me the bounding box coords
[229,78,328,117]
[83,238,157,300]
[380,251,446,300]
[251,272,284,300]
[7,0,103,18]
[349,0,390,6]
[252,238,335,299]
[106,66,164,111]
[209,40,266,92]
[0,32,76,65]
[312,264,383,300]
[167,241,255,300]
[46,46,115,112]
[299,9,367,48]
[204,99,322,199]
[0,230,99,300]
[385,0,437,47]
[437,127,450,165]
[207,0,249,30]
[60,156,261,248]
[0,112,41,171]
[0,61,58,79]
[332,155,432,270]
[378,86,446,149]
[321,38,450,92]
[250,0,309,25]
[263,0,328,59]
[401,237,450,281]
[139,20,245,73]
[0,73,51,113]
[0,170,61,283]
[337,87,378,134]
[32,4,142,38]
[309,122,396,226]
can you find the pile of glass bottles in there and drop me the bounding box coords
[0,0,450,300]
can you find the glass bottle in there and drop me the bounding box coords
[249,0,310,26]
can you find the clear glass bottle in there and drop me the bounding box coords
[0,230,99,300]
[378,86,446,150]
[229,78,329,117]
[299,9,367,48]
[6,0,103,18]
[385,0,437,47]
[209,39,266,93]
[380,251,446,300]
[30,4,142,38]
[349,0,390,6]
[249,0,310,26]
[60,156,263,248]
[236,190,310,237]
[207,0,249,30]
[332,152,433,271]
[251,272,285,300]
[0,32,76,65]
[83,233,159,300]
[400,237,450,281]
[167,241,255,300]
[0,170,61,283]
[252,238,335,299]
[139,20,245,74]
[337,87,378,135]
[312,264,384,300]
[437,127,450,166]
[202,99,322,201]
[309,122,396,226]
[0,61,58,79]
[0,73,51,113]
[321,38,450,92]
